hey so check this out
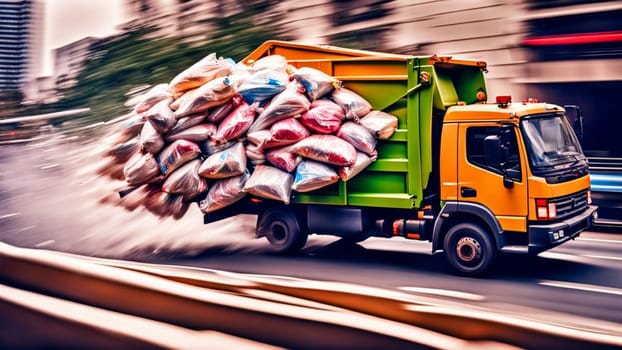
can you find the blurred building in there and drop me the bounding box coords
[277,0,526,104]
[122,0,221,43]
[22,75,56,104]
[518,0,622,159]
[122,0,177,38]
[0,0,43,94]
[280,0,622,160]
[27,0,621,161]
[171,0,218,44]
[53,37,98,92]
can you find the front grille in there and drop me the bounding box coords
[551,190,588,220]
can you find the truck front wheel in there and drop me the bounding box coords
[443,223,497,276]
[258,207,308,254]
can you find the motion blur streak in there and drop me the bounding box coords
[0,284,278,350]
[0,242,497,350]
[398,286,486,301]
[539,280,622,296]
[0,133,266,260]
[2,242,621,350]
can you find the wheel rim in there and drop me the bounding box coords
[270,222,287,244]
[456,236,481,264]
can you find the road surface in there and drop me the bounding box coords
[0,126,621,339]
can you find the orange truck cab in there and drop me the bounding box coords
[437,97,597,274]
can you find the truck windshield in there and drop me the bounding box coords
[521,113,586,170]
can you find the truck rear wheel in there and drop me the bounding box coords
[258,206,308,254]
[443,223,497,276]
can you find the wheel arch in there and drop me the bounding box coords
[255,203,308,238]
[255,204,309,254]
[432,202,504,253]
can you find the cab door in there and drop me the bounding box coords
[457,123,528,232]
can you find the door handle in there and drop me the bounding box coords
[461,187,477,198]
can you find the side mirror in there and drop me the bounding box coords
[485,134,514,189]
[484,135,502,168]
[564,105,584,141]
[503,176,514,189]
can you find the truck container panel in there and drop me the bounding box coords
[244,41,487,209]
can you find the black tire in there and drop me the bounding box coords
[257,206,308,254]
[443,223,497,276]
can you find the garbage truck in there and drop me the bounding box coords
[204,40,598,276]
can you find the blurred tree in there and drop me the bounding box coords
[40,1,293,122]
[328,0,394,51]
[199,0,294,61]
[0,90,24,118]
[54,28,193,121]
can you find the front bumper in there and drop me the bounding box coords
[527,205,598,255]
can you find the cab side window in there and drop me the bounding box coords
[466,126,521,181]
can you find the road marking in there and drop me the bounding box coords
[582,254,622,261]
[34,240,55,248]
[578,237,622,244]
[540,251,622,268]
[539,251,589,263]
[39,163,60,170]
[0,213,19,220]
[14,225,37,234]
[539,280,622,297]
[398,286,486,301]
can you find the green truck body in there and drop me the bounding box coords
[242,40,487,210]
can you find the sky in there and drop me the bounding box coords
[42,0,127,76]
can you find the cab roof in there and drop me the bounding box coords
[444,102,565,122]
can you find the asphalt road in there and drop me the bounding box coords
[1,128,621,334]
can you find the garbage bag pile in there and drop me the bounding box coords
[99,52,399,219]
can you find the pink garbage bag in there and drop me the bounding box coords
[205,95,243,123]
[245,143,266,165]
[293,67,341,101]
[168,53,233,96]
[336,121,377,156]
[248,54,289,74]
[165,123,217,142]
[198,142,247,179]
[243,165,293,204]
[174,76,236,117]
[358,110,399,140]
[300,99,345,134]
[270,117,310,145]
[123,151,162,186]
[248,86,310,133]
[338,152,377,181]
[199,171,250,214]
[139,121,165,155]
[331,87,372,121]
[199,139,237,156]
[143,99,176,134]
[142,186,188,219]
[133,84,172,114]
[157,139,201,177]
[169,87,198,111]
[265,146,302,173]
[167,113,206,135]
[162,159,208,201]
[291,134,357,167]
[214,102,257,142]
